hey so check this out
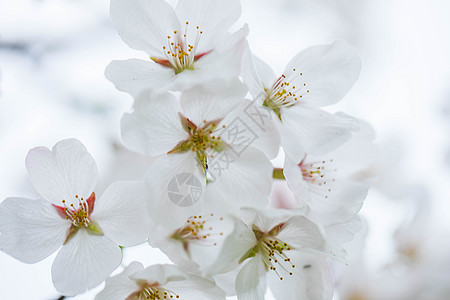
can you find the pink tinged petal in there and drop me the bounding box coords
[145,153,206,230]
[241,44,276,99]
[95,262,143,300]
[284,40,362,107]
[267,253,333,300]
[110,0,181,56]
[0,197,70,264]
[179,80,246,125]
[280,107,359,162]
[121,91,187,156]
[52,230,122,296]
[105,59,175,97]
[175,0,241,54]
[235,255,267,300]
[219,99,280,159]
[25,138,98,207]
[208,147,272,208]
[90,181,153,247]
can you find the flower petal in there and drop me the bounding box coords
[180,80,246,126]
[219,99,280,159]
[145,153,206,230]
[208,147,272,208]
[284,40,361,107]
[209,219,256,274]
[91,181,153,247]
[131,264,186,285]
[95,262,143,300]
[110,0,181,56]
[235,256,267,300]
[105,59,174,97]
[241,44,276,98]
[267,252,333,300]
[52,230,122,296]
[276,214,338,258]
[121,91,187,156]
[25,138,98,207]
[175,0,241,53]
[0,197,69,264]
[164,274,226,299]
[280,107,359,162]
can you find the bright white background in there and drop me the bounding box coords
[1,0,449,299]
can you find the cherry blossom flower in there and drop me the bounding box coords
[106,0,248,96]
[148,192,235,274]
[242,40,361,162]
[283,121,377,224]
[121,82,276,229]
[212,207,342,300]
[0,139,152,295]
[95,262,226,300]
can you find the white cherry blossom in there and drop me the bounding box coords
[0,139,152,295]
[107,0,247,95]
[211,207,342,300]
[242,40,361,162]
[121,82,275,229]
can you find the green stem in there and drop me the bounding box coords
[272,168,285,180]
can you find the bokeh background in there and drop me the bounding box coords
[1,0,449,299]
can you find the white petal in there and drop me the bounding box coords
[284,40,361,107]
[145,153,206,230]
[208,147,272,208]
[164,275,226,299]
[131,263,186,285]
[110,0,180,56]
[25,138,98,207]
[95,262,143,300]
[91,181,153,247]
[219,99,280,159]
[325,215,363,245]
[52,230,122,296]
[180,80,246,126]
[0,197,69,264]
[280,107,359,162]
[267,253,333,300]
[121,91,187,156]
[148,225,199,273]
[105,59,174,97]
[175,0,241,53]
[241,45,276,98]
[276,214,337,258]
[209,219,256,274]
[235,256,267,300]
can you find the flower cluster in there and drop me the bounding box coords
[0,0,376,299]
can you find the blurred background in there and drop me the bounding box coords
[1,0,449,299]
